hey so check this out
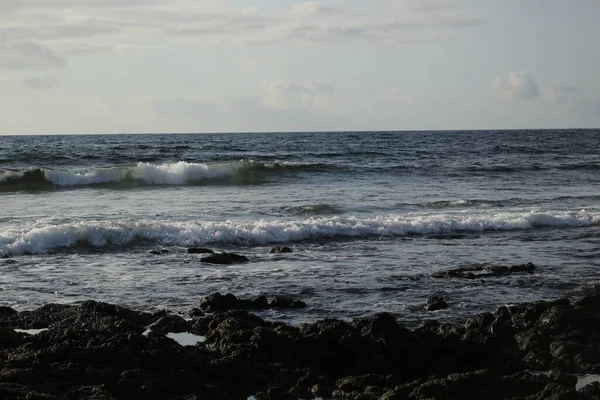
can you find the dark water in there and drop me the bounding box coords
[1,130,599,326]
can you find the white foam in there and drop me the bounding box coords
[1,209,599,256]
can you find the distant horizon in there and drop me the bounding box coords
[2,127,599,137]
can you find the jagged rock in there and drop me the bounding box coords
[147,314,191,334]
[199,293,306,312]
[200,252,249,264]
[1,288,600,399]
[425,295,449,311]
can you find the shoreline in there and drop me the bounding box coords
[2,290,600,399]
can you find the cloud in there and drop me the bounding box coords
[491,71,540,100]
[494,70,600,118]
[0,39,67,69]
[54,43,165,57]
[0,1,485,49]
[259,80,333,110]
[20,74,60,89]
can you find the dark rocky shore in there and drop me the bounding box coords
[2,289,600,400]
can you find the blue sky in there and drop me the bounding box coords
[0,0,598,134]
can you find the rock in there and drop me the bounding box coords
[425,295,449,311]
[149,249,170,255]
[2,287,600,399]
[0,327,25,348]
[268,246,293,254]
[433,262,536,279]
[269,296,306,309]
[579,381,600,396]
[147,314,192,334]
[0,305,18,319]
[201,293,254,311]
[199,293,306,312]
[187,247,215,254]
[200,252,249,264]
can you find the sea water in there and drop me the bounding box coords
[1,130,599,326]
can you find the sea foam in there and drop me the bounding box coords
[1,209,598,256]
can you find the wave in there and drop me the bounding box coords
[1,209,598,256]
[0,160,332,191]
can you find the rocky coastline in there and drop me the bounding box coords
[2,288,600,399]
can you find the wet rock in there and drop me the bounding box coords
[425,295,449,311]
[269,296,306,309]
[268,246,293,254]
[187,247,215,254]
[433,262,536,279]
[199,293,306,312]
[147,314,191,334]
[200,252,249,264]
[200,293,256,311]
[579,381,600,396]
[149,249,170,255]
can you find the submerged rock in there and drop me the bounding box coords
[200,252,249,264]
[187,247,215,254]
[268,246,293,254]
[433,262,536,279]
[149,249,170,255]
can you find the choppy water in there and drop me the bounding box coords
[1,130,599,326]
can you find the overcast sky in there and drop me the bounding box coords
[0,0,598,134]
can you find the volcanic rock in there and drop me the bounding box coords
[200,252,249,264]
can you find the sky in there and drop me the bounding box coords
[0,0,599,134]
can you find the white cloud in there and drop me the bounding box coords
[491,71,539,100]
[21,74,60,89]
[0,1,484,50]
[259,80,334,110]
[0,39,67,69]
[493,70,600,118]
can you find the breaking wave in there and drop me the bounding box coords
[1,209,599,256]
[0,160,331,191]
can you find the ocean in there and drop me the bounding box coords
[1,130,599,326]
